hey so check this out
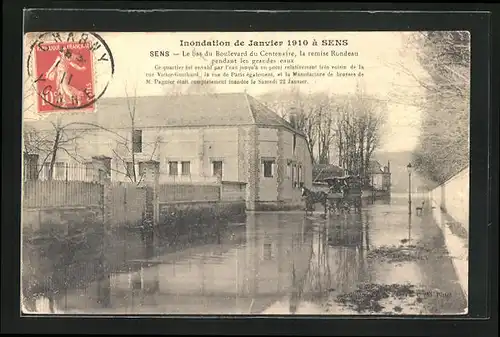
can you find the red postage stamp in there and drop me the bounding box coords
[33,41,95,112]
[27,32,114,114]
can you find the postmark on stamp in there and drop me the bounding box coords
[26,32,114,113]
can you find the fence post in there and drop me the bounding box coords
[64,163,69,206]
[138,160,160,292]
[139,160,160,254]
[101,175,112,226]
[97,165,112,308]
[24,153,39,181]
[139,160,160,225]
[92,156,112,182]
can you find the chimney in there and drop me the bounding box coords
[387,160,391,173]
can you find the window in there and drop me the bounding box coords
[263,160,274,178]
[298,164,302,185]
[54,162,66,180]
[130,271,143,290]
[212,161,223,178]
[181,161,191,175]
[132,129,142,153]
[292,164,296,187]
[295,164,300,187]
[286,160,292,179]
[168,161,178,176]
[263,243,273,260]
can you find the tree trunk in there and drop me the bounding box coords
[338,129,343,167]
[47,129,61,180]
[359,132,365,178]
[131,119,137,182]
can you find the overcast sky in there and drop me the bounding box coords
[24,31,429,152]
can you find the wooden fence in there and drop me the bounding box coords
[23,177,246,229]
[23,180,102,208]
[22,180,146,229]
[107,182,148,227]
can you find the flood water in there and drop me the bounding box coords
[23,195,467,315]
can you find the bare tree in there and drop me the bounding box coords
[23,120,89,180]
[110,82,162,185]
[392,31,470,183]
[23,83,163,184]
[258,88,384,169]
[314,94,336,165]
[259,88,333,164]
[334,88,387,178]
[258,87,300,118]
[335,98,357,172]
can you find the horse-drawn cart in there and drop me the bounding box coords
[302,175,365,216]
[322,175,363,214]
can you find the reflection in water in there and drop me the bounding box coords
[44,212,319,314]
[408,214,412,245]
[328,213,367,295]
[365,209,371,251]
[95,252,111,308]
[289,211,371,313]
[25,197,463,315]
[28,209,377,314]
[288,216,314,313]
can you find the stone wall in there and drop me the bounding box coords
[246,125,259,210]
[429,166,469,233]
[22,206,103,232]
[428,166,469,299]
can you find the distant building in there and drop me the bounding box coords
[23,93,313,210]
[312,164,345,182]
[368,160,391,192]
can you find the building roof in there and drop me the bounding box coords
[25,93,304,136]
[368,160,384,173]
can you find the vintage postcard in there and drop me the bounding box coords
[21,31,470,315]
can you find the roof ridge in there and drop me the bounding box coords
[246,95,305,135]
[244,93,256,123]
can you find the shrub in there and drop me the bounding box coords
[255,203,303,212]
[157,202,246,243]
[22,219,107,300]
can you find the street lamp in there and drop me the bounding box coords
[371,172,375,203]
[407,163,413,215]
